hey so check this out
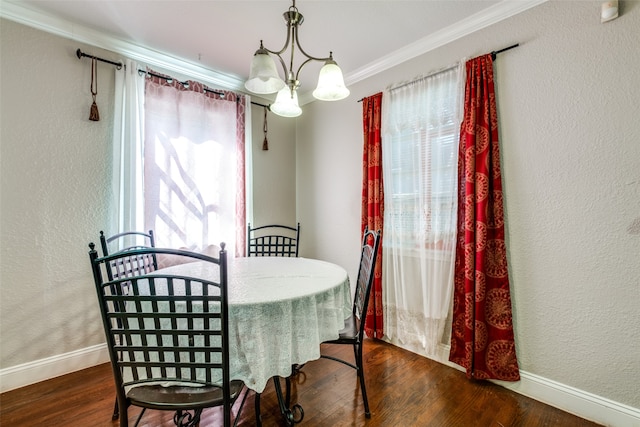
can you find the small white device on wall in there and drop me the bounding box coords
[601,0,619,23]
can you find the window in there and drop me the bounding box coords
[383,66,461,252]
[381,64,463,356]
[143,75,246,256]
[112,64,248,258]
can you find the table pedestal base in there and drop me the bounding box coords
[255,376,304,427]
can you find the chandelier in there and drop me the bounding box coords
[244,0,350,117]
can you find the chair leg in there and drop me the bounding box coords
[232,386,250,427]
[255,392,262,427]
[112,396,119,420]
[355,343,371,418]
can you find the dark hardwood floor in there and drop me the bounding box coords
[1,339,601,426]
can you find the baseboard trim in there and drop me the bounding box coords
[385,339,640,427]
[0,344,109,394]
[2,342,639,427]
[494,371,640,427]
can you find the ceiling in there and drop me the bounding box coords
[2,0,544,102]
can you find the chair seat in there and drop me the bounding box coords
[325,315,358,343]
[127,380,245,410]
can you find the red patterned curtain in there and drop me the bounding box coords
[449,55,520,381]
[361,92,384,339]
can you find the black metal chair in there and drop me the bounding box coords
[246,223,300,257]
[318,228,381,418]
[99,230,159,420]
[99,230,158,280]
[246,222,302,424]
[88,244,245,427]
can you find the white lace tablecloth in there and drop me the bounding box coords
[156,256,352,393]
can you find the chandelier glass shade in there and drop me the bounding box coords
[245,45,286,94]
[244,0,349,117]
[313,59,350,101]
[270,87,302,117]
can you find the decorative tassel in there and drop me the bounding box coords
[89,58,100,121]
[89,100,100,121]
[262,107,269,150]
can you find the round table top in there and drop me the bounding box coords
[158,256,350,306]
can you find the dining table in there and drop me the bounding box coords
[152,255,352,424]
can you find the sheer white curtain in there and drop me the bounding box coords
[112,59,145,234]
[143,75,244,256]
[381,64,463,356]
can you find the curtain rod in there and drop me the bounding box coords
[138,69,225,98]
[76,48,122,69]
[251,101,271,110]
[78,48,247,100]
[491,43,519,60]
[357,64,459,102]
[388,63,460,94]
[358,42,520,102]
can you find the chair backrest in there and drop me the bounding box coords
[246,222,300,257]
[99,230,158,280]
[88,244,234,424]
[353,228,381,332]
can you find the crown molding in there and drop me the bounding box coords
[344,0,548,86]
[2,0,547,105]
[0,1,246,92]
[298,0,547,106]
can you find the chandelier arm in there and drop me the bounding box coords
[262,7,294,58]
[261,13,298,84]
[293,26,332,63]
[263,4,332,76]
[263,43,290,58]
[269,52,289,83]
[294,57,317,85]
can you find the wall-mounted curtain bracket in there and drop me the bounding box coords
[137,69,225,98]
[76,48,122,69]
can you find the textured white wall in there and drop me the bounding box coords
[297,0,640,410]
[295,101,363,276]
[249,103,297,238]
[494,0,640,409]
[0,19,115,367]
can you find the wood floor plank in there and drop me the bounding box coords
[0,340,602,426]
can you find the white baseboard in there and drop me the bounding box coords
[385,339,640,427]
[0,343,109,394]
[2,342,639,427]
[494,371,640,427]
